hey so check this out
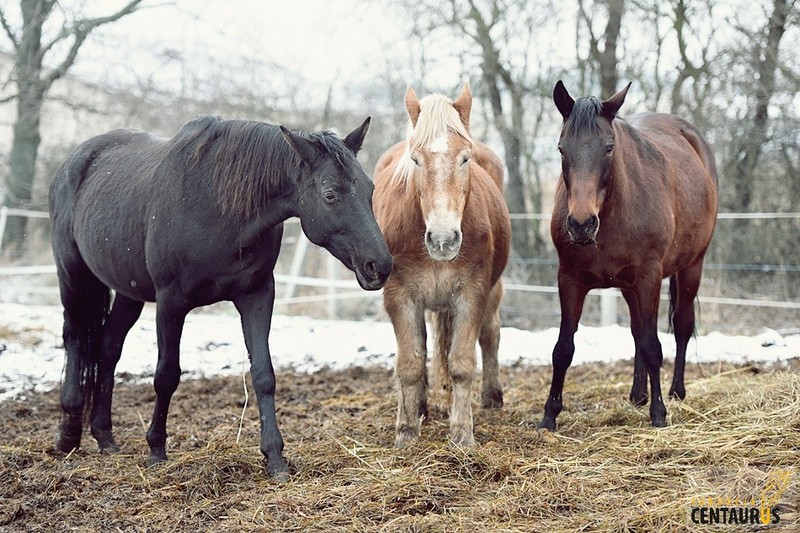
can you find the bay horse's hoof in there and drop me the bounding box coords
[480,388,504,409]
[537,417,557,432]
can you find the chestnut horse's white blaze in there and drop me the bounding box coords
[374,83,511,448]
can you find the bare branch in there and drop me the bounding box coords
[0,7,19,49]
[41,0,144,90]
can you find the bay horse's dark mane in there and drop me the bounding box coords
[168,116,351,219]
[565,96,603,134]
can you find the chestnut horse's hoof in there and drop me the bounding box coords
[449,428,476,448]
[481,388,504,409]
[394,428,419,449]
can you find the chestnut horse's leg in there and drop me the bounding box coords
[145,297,187,466]
[90,294,144,452]
[447,294,484,447]
[234,282,289,481]
[431,309,453,412]
[539,274,588,431]
[622,289,649,407]
[628,270,668,427]
[478,281,504,409]
[669,259,705,401]
[387,296,428,448]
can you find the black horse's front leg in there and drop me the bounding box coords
[234,281,288,481]
[145,300,187,465]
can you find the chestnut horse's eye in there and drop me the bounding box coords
[410,153,421,166]
[460,154,470,166]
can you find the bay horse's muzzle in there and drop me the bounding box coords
[567,213,600,245]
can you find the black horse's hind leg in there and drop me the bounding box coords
[90,294,144,452]
[622,289,648,407]
[145,299,187,465]
[234,281,289,481]
[539,278,588,431]
[669,260,704,401]
[54,263,111,452]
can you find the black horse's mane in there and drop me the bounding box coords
[167,116,351,219]
[565,96,603,134]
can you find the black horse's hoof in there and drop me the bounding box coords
[629,388,649,407]
[668,386,686,401]
[147,450,168,467]
[93,429,120,454]
[55,429,81,453]
[537,417,557,432]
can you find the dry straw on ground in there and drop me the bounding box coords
[1,360,798,532]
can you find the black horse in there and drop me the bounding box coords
[49,115,392,480]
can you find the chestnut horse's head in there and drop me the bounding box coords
[553,80,631,246]
[394,83,474,261]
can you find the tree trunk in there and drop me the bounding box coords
[725,0,791,211]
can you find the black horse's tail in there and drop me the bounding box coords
[77,282,111,422]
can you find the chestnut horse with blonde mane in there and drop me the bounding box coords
[539,81,718,431]
[373,84,511,447]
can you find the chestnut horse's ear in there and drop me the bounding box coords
[553,80,575,120]
[452,82,472,129]
[344,116,371,154]
[280,125,319,166]
[405,86,421,126]
[602,82,632,121]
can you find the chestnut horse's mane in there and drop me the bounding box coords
[392,94,474,184]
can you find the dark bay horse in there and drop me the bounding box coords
[373,84,511,447]
[539,81,718,430]
[49,116,392,480]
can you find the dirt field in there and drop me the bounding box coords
[1,359,798,532]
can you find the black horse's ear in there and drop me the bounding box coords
[280,125,318,165]
[602,82,632,121]
[344,116,371,154]
[553,80,575,120]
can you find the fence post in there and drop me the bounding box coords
[600,288,618,326]
[0,207,7,256]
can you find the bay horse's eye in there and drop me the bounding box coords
[606,144,614,155]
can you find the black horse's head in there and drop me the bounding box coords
[280,118,392,290]
[553,80,631,246]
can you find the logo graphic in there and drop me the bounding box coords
[688,469,792,527]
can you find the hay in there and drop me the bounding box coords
[1,360,798,532]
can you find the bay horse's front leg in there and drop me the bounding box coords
[234,282,289,481]
[386,294,427,448]
[145,299,188,466]
[539,275,588,431]
[629,270,668,427]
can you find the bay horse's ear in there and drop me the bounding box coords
[343,116,371,154]
[405,86,421,126]
[452,82,472,129]
[601,82,632,121]
[280,125,318,166]
[553,80,575,120]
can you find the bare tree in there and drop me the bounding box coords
[0,0,144,253]
[725,0,795,211]
[577,0,626,96]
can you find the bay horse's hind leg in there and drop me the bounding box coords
[478,282,503,408]
[54,262,111,452]
[669,259,704,400]
[90,294,144,452]
[622,289,649,407]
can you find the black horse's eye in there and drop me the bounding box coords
[557,145,565,157]
[323,190,337,203]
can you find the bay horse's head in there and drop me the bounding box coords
[395,83,474,261]
[553,80,631,246]
[280,119,393,290]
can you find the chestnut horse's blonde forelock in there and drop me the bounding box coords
[392,94,474,185]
